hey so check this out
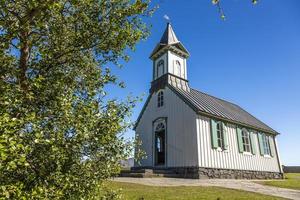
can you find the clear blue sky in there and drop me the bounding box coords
[108,0,300,166]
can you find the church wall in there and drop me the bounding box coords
[135,87,198,168]
[196,115,281,172]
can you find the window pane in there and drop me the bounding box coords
[216,122,224,148]
[262,134,271,155]
[245,137,249,144]
[246,145,250,152]
[157,60,164,78]
[175,60,181,77]
[157,137,161,152]
[157,91,164,107]
[242,129,251,152]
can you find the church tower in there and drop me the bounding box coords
[149,23,190,93]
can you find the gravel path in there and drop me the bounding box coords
[113,177,300,200]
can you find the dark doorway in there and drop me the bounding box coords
[155,123,165,166]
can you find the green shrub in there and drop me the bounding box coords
[0,0,151,199]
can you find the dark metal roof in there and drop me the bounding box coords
[169,85,278,134]
[160,23,179,45]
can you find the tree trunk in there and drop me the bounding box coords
[19,31,29,91]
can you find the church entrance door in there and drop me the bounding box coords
[154,122,166,166]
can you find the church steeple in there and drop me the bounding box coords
[159,22,179,44]
[150,23,190,93]
[150,23,189,59]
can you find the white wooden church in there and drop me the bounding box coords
[134,23,283,179]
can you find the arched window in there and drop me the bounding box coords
[216,121,224,148]
[157,91,164,108]
[157,60,164,78]
[242,129,251,152]
[175,60,181,77]
[155,122,165,133]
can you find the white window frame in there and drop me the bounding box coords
[216,121,224,149]
[262,134,271,156]
[157,60,164,78]
[157,90,164,108]
[241,128,251,153]
[174,60,181,77]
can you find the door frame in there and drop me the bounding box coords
[152,117,167,168]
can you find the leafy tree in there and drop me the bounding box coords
[0,0,151,199]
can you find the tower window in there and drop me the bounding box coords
[175,60,181,77]
[157,91,164,108]
[157,60,164,78]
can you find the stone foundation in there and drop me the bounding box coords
[170,167,283,179]
[131,166,283,179]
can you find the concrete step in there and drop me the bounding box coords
[119,168,195,178]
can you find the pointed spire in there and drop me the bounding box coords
[150,23,189,59]
[159,23,179,45]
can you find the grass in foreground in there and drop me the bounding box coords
[260,173,300,190]
[108,181,284,200]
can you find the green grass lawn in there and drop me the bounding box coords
[108,181,284,200]
[260,173,300,190]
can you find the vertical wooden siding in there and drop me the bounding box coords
[196,115,281,172]
[135,87,198,167]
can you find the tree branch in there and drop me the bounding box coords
[19,30,29,91]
